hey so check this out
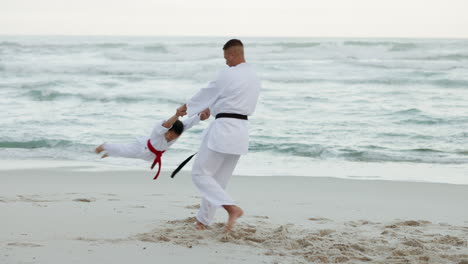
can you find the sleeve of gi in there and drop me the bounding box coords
[182,114,201,131]
[151,120,170,138]
[186,69,226,117]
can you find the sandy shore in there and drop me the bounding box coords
[1,161,468,264]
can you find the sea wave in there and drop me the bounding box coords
[248,138,468,164]
[266,76,468,88]
[339,148,465,164]
[177,42,219,48]
[404,54,468,61]
[391,108,422,115]
[388,109,451,125]
[340,150,423,163]
[20,80,68,90]
[22,89,186,105]
[0,41,170,56]
[397,118,446,126]
[24,90,146,103]
[274,42,321,49]
[249,142,328,158]
[94,43,129,48]
[0,42,129,50]
[404,148,445,153]
[0,139,74,149]
[343,40,418,51]
[343,40,412,46]
[0,41,21,47]
[141,44,169,53]
[430,79,468,88]
[248,42,322,49]
[388,43,418,51]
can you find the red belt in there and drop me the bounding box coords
[147,139,165,180]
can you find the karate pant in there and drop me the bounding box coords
[191,139,240,226]
[102,139,153,161]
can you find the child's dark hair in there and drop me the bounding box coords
[169,120,184,135]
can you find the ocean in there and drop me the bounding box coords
[0,36,467,184]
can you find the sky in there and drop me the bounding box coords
[1,0,467,38]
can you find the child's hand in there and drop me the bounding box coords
[199,108,211,121]
[177,104,187,117]
[176,109,186,117]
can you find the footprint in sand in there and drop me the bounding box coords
[252,215,269,219]
[385,220,431,228]
[73,198,96,203]
[308,217,331,222]
[130,205,146,209]
[17,195,57,203]
[7,242,43,248]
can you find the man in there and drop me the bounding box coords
[178,39,261,231]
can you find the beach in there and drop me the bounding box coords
[1,160,467,264]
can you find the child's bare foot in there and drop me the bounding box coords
[223,205,243,232]
[95,144,104,154]
[195,220,206,230]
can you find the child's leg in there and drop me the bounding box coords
[98,141,143,159]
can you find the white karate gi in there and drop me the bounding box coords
[102,115,201,161]
[187,62,261,225]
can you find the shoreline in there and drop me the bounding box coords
[1,158,467,186]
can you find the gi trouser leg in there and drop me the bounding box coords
[191,139,240,226]
[102,141,142,159]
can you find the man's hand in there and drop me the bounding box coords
[176,104,187,117]
[199,108,211,121]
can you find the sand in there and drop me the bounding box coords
[1,160,468,264]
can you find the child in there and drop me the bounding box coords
[95,107,210,179]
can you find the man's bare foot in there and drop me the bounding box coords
[223,205,243,231]
[95,144,104,154]
[101,153,108,159]
[195,220,206,230]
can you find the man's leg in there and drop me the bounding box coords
[192,140,242,229]
[216,154,242,231]
[192,144,234,221]
[196,198,216,229]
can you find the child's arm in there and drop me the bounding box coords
[162,108,185,129]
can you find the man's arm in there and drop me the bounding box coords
[185,80,222,117]
[181,108,211,131]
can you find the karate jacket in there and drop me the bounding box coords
[187,63,261,155]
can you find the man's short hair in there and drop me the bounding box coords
[223,39,243,50]
[169,120,184,135]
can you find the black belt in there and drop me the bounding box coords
[170,152,197,178]
[215,113,248,120]
[171,113,248,179]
